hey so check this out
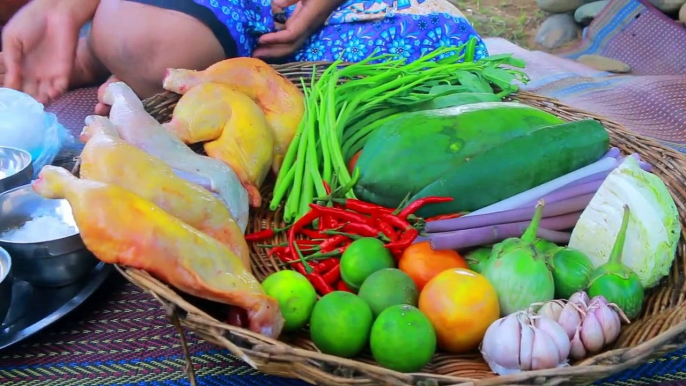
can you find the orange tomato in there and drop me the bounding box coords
[398,241,468,291]
[347,151,362,175]
[418,268,500,354]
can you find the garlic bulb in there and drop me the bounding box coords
[480,311,570,374]
[568,295,629,359]
[531,291,630,360]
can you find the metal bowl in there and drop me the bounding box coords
[0,147,33,194]
[0,184,98,287]
[0,247,12,326]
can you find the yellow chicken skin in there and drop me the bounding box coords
[33,166,284,339]
[163,83,274,208]
[79,115,251,269]
[162,57,304,174]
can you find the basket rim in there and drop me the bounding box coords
[116,66,686,386]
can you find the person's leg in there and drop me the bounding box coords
[89,0,227,111]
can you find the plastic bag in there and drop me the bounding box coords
[0,88,73,178]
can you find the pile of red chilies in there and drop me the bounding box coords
[246,194,454,295]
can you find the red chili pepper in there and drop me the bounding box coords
[280,256,310,276]
[379,213,413,231]
[267,246,288,257]
[397,197,454,220]
[299,248,347,261]
[307,273,334,295]
[260,239,320,249]
[322,264,341,285]
[384,228,419,252]
[319,235,349,253]
[341,223,383,238]
[319,182,334,231]
[323,180,332,195]
[308,261,324,271]
[423,212,466,222]
[330,198,394,216]
[300,229,326,239]
[309,204,370,225]
[317,258,340,273]
[289,210,320,273]
[376,218,399,242]
[336,280,353,293]
[244,224,291,242]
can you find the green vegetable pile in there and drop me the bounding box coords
[269,41,529,222]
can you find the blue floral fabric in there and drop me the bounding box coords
[291,12,488,63]
[193,0,488,63]
[192,0,275,57]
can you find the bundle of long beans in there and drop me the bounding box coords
[270,41,529,223]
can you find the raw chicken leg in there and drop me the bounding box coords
[162,57,304,174]
[33,166,284,339]
[164,83,274,207]
[101,81,250,232]
[79,115,251,268]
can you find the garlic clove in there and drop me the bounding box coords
[569,325,587,360]
[481,314,522,374]
[538,300,564,321]
[569,291,591,308]
[530,327,563,370]
[594,302,622,345]
[519,316,535,371]
[590,295,609,306]
[534,316,571,361]
[580,311,604,353]
[558,302,582,339]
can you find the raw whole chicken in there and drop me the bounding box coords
[101,81,250,232]
[33,166,284,338]
[79,115,250,268]
[164,83,274,207]
[162,57,304,174]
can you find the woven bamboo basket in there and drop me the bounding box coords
[99,62,686,386]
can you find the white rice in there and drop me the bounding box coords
[0,216,77,243]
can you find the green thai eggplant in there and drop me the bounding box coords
[481,201,555,316]
[465,247,491,273]
[587,205,645,320]
[549,247,594,299]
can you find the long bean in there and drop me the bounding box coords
[271,45,528,223]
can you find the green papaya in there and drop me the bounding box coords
[343,95,506,160]
[353,102,566,207]
[409,119,610,218]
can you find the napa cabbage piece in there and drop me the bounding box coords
[568,156,680,288]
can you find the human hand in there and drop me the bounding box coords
[253,0,332,59]
[1,1,80,103]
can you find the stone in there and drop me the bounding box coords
[680,2,686,23]
[577,54,631,73]
[575,0,610,24]
[537,0,587,13]
[648,0,686,13]
[535,14,580,50]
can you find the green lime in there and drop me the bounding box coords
[358,268,419,318]
[262,270,317,332]
[309,291,373,358]
[340,237,395,292]
[370,304,437,373]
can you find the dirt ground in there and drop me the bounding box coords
[451,0,548,49]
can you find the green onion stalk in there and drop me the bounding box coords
[271,40,529,223]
